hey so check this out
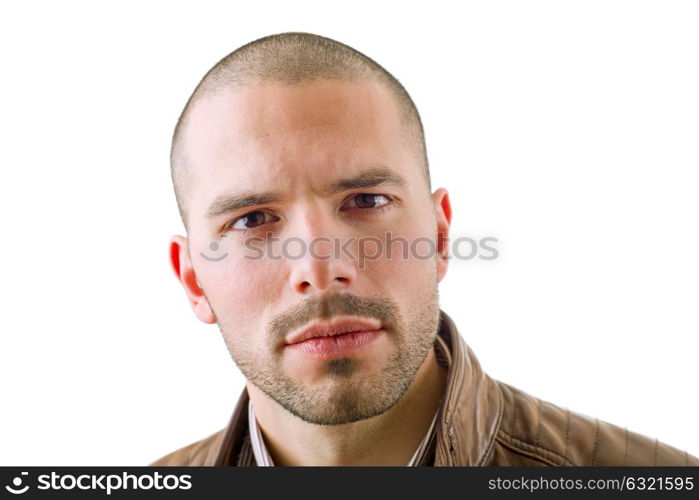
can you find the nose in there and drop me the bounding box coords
[286,209,357,296]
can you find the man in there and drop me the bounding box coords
[153,32,697,466]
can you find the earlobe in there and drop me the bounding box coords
[432,188,452,282]
[169,235,217,324]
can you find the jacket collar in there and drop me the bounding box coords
[205,310,503,466]
[432,311,503,465]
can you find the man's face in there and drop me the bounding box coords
[172,78,451,425]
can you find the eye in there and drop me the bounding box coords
[227,210,278,231]
[342,193,392,211]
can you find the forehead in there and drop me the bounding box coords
[182,79,420,219]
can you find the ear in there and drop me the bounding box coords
[169,235,216,324]
[432,188,452,282]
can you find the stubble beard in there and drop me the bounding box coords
[216,278,441,426]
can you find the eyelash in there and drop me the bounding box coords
[221,193,395,234]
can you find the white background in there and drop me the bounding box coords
[1,1,697,465]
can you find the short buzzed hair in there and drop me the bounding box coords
[170,32,430,231]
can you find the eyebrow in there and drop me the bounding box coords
[205,166,408,220]
[325,167,407,195]
[205,191,283,219]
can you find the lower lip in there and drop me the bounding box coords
[287,329,385,358]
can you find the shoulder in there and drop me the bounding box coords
[149,429,226,466]
[485,381,698,466]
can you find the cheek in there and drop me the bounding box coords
[360,224,438,290]
[198,253,283,333]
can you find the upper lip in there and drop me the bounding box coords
[285,316,382,345]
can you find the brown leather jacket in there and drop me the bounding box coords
[151,311,698,466]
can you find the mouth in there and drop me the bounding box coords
[284,317,385,358]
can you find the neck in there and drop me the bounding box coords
[246,347,447,466]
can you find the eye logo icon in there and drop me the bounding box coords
[200,238,229,262]
[5,472,29,494]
